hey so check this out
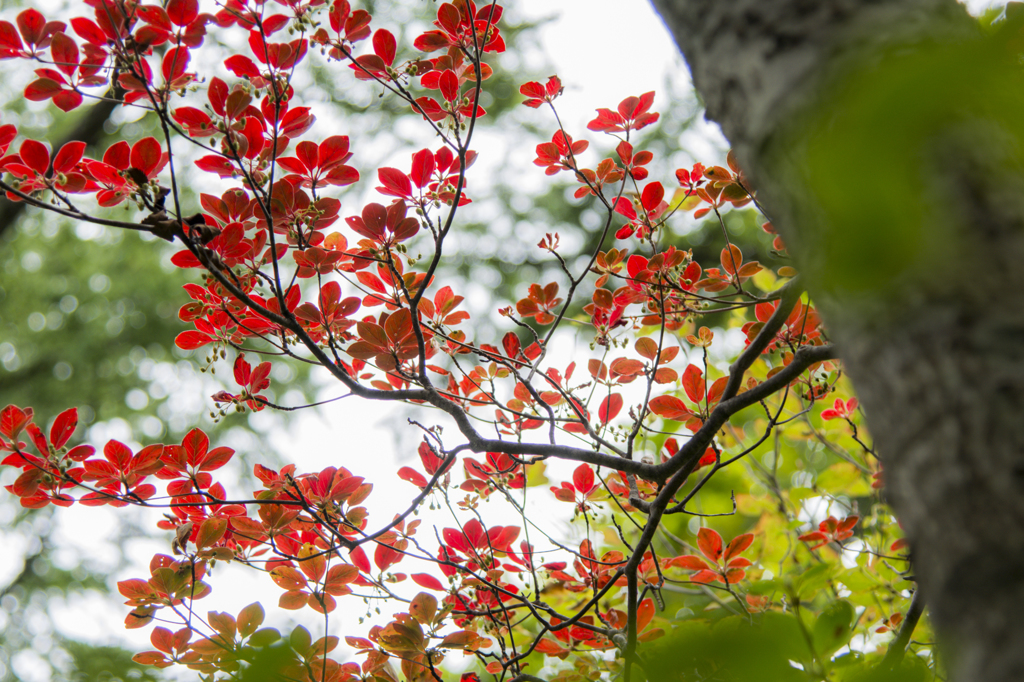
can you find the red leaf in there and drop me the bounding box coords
[131,137,162,177]
[49,407,77,448]
[53,141,85,175]
[636,598,655,632]
[697,527,723,562]
[442,527,470,554]
[175,330,214,350]
[24,78,63,103]
[20,139,50,174]
[12,468,42,497]
[195,517,227,549]
[634,337,658,360]
[0,21,24,51]
[377,167,411,198]
[397,466,428,488]
[721,244,743,275]
[723,533,754,562]
[502,331,521,360]
[572,463,595,495]
[411,573,444,591]
[349,546,371,574]
[598,393,623,423]
[52,89,83,113]
[410,149,434,188]
[372,28,395,65]
[439,69,459,103]
[1,405,34,439]
[225,54,261,78]
[682,364,705,403]
[413,30,451,53]
[664,555,709,571]
[278,591,309,610]
[690,569,720,585]
[610,357,644,379]
[374,541,405,571]
[414,96,446,122]
[199,446,234,472]
[166,0,199,26]
[613,197,637,220]
[17,9,46,46]
[647,395,692,421]
[317,135,351,170]
[162,46,190,82]
[117,578,155,600]
[641,182,664,212]
[50,31,79,77]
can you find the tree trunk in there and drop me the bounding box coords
[651,1,1024,680]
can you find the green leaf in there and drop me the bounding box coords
[789,487,817,506]
[526,461,549,487]
[289,625,311,654]
[816,463,871,497]
[813,599,855,657]
[746,578,782,596]
[644,614,809,682]
[248,627,281,648]
[837,567,879,594]
[795,562,834,601]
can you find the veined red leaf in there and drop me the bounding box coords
[349,546,371,574]
[682,364,705,403]
[697,527,723,562]
[647,395,692,421]
[195,517,227,549]
[372,28,395,65]
[410,149,434,188]
[48,407,77,448]
[50,31,79,77]
[166,0,199,26]
[502,331,521,360]
[634,337,658,360]
[572,463,595,495]
[723,533,754,561]
[636,598,655,632]
[613,197,637,220]
[598,393,623,423]
[377,167,411,198]
[411,573,444,591]
[175,330,214,350]
[641,181,664,211]
[397,466,428,488]
[664,555,709,571]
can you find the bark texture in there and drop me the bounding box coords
[651,1,1024,680]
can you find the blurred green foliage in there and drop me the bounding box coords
[798,13,1024,299]
[640,611,931,682]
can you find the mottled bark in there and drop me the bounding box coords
[651,1,1024,680]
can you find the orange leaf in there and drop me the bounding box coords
[682,364,705,403]
[278,590,310,610]
[648,395,692,421]
[720,244,743,275]
[697,527,723,562]
[636,597,655,632]
[634,337,658,360]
